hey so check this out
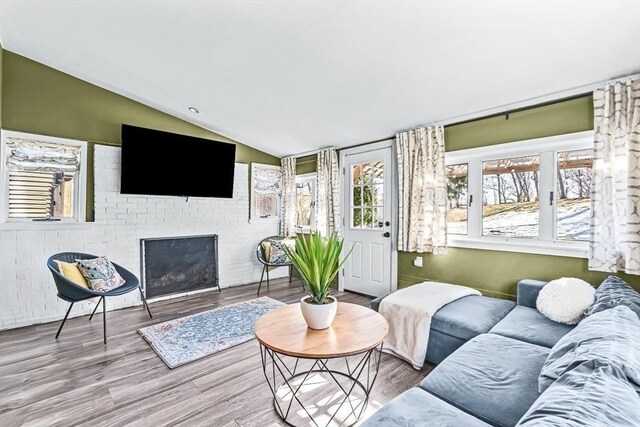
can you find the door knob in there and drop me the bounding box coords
[383,232,390,238]
[385,221,390,226]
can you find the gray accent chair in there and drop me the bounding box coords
[47,252,153,344]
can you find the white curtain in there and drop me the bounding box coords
[316,148,341,237]
[589,79,640,275]
[396,126,447,253]
[280,156,297,236]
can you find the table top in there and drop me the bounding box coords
[254,302,389,358]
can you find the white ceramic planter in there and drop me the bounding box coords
[300,295,338,330]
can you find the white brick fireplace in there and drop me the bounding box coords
[0,145,284,330]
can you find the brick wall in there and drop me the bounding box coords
[0,145,284,330]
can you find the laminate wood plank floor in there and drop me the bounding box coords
[0,279,433,426]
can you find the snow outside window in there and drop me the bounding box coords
[444,131,593,258]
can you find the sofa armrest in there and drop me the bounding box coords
[369,292,392,312]
[517,279,548,308]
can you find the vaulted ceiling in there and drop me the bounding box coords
[1,1,639,157]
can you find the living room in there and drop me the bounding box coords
[0,1,639,426]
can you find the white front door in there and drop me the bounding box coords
[340,144,395,297]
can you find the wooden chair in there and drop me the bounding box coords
[255,236,304,295]
[47,252,153,344]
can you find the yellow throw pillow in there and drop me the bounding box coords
[55,260,90,289]
[261,241,272,262]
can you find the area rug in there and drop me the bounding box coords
[138,296,285,368]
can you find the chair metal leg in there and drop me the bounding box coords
[102,297,107,345]
[289,265,292,284]
[138,286,153,319]
[257,265,266,296]
[55,302,74,339]
[89,297,103,321]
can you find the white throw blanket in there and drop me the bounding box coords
[379,281,481,369]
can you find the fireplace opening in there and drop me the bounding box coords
[141,234,220,299]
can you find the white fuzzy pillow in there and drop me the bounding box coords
[536,278,595,325]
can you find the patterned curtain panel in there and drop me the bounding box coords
[280,156,297,236]
[589,79,640,275]
[316,148,341,237]
[6,137,80,172]
[396,126,447,253]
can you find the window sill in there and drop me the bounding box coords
[0,221,95,231]
[447,236,588,259]
[249,217,280,224]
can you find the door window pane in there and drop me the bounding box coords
[351,161,384,228]
[556,149,592,241]
[353,208,362,228]
[482,155,540,238]
[363,208,373,228]
[446,164,468,235]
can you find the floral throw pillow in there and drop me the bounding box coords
[76,256,126,293]
[268,239,295,264]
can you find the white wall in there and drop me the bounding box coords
[0,145,284,330]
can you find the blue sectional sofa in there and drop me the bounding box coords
[364,277,640,426]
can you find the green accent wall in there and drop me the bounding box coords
[287,97,639,295]
[0,50,279,220]
[399,96,639,296]
[296,154,317,175]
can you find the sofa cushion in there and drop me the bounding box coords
[539,305,640,393]
[517,362,640,426]
[430,295,515,341]
[426,329,467,365]
[489,306,574,348]
[516,279,547,309]
[420,334,549,427]
[361,387,492,427]
[585,275,640,319]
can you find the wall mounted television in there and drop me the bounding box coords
[120,124,236,198]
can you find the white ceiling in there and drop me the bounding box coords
[0,1,639,157]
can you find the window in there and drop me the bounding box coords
[556,149,592,241]
[482,155,540,238]
[445,131,593,257]
[295,173,316,230]
[446,163,468,234]
[1,130,87,224]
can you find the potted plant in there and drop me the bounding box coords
[283,231,352,330]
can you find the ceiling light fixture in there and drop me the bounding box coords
[188,107,200,114]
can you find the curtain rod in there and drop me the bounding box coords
[287,73,640,158]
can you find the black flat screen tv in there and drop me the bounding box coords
[120,124,236,198]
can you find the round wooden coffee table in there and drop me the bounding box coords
[255,302,388,427]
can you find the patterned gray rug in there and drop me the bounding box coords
[139,296,285,368]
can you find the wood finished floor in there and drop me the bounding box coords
[0,278,433,427]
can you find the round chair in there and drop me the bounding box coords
[47,252,153,344]
[255,236,304,296]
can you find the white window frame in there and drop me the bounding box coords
[446,130,593,258]
[0,130,88,225]
[294,172,316,232]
